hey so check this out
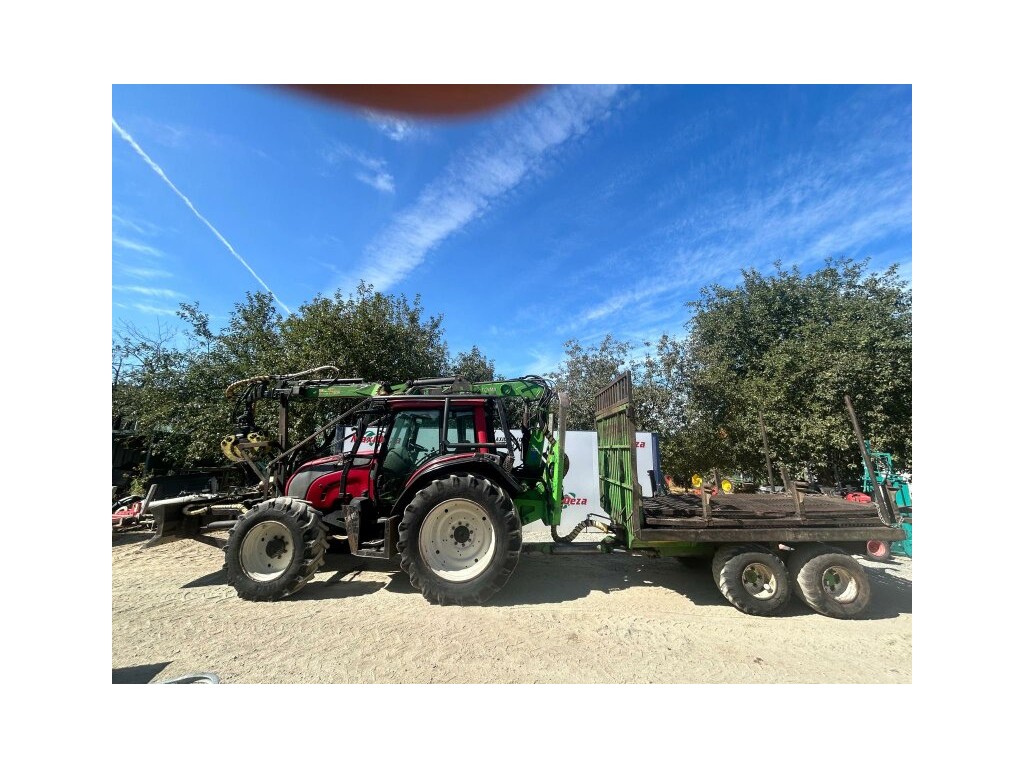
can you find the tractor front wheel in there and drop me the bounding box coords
[225,497,327,601]
[397,474,522,605]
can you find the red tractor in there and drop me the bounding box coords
[148,370,569,606]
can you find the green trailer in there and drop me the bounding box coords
[589,371,906,618]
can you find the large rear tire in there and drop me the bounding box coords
[225,497,327,601]
[792,549,872,618]
[712,545,791,616]
[397,474,521,605]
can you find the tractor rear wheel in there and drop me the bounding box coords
[397,473,522,605]
[225,497,327,601]
[712,545,791,616]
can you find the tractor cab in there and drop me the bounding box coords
[373,399,495,505]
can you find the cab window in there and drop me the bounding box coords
[446,409,477,452]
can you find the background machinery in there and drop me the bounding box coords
[861,440,912,560]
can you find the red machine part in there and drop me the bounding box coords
[112,501,143,527]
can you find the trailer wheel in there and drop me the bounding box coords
[397,473,521,606]
[224,497,327,601]
[712,545,791,616]
[792,550,872,619]
[784,543,835,578]
[865,540,891,562]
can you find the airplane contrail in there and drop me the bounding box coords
[112,117,292,315]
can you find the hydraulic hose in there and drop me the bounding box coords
[550,517,610,543]
[225,365,342,397]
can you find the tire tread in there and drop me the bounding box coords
[396,473,521,606]
[225,498,327,601]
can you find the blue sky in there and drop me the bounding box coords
[112,84,911,376]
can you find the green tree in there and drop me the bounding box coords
[111,318,191,473]
[550,335,633,430]
[675,258,911,483]
[280,282,447,382]
[548,335,680,450]
[633,335,689,480]
[450,345,500,381]
[112,284,450,471]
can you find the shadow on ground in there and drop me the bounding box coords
[179,552,406,598]
[113,662,170,683]
[181,570,229,589]
[490,553,726,607]
[286,550,416,600]
[172,545,912,619]
[111,531,152,548]
[857,562,913,619]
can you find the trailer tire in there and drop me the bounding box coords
[792,550,872,619]
[784,543,836,578]
[224,497,327,601]
[397,473,521,606]
[712,545,791,616]
[865,539,891,562]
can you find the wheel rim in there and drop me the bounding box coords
[419,498,496,583]
[821,565,859,603]
[239,521,293,581]
[740,562,778,600]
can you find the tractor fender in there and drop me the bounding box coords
[390,454,524,517]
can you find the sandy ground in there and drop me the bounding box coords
[112,529,911,684]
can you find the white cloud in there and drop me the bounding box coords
[364,112,418,142]
[325,144,396,194]
[113,236,162,258]
[498,346,564,379]
[348,85,622,293]
[566,129,912,342]
[114,284,186,299]
[140,118,189,148]
[116,265,173,279]
[581,282,675,324]
[355,171,395,194]
[131,303,179,316]
[112,213,160,236]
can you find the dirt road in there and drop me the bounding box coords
[112,531,911,684]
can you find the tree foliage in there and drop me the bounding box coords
[549,335,633,430]
[675,258,912,482]
[113,285,450,472]
[450,345,500,382]
[113,260,911,490]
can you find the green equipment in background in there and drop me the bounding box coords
[862,441,912,557]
